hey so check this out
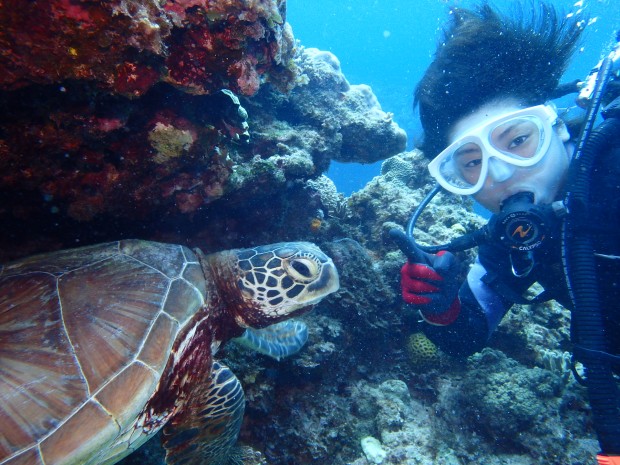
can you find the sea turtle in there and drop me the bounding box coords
[0,239,339,465]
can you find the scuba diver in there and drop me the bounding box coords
[392,2,620,462]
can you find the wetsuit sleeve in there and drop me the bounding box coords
[424,255,534,357]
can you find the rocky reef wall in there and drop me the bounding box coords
[0,0,406,260]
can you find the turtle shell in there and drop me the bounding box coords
[0,240,208,465]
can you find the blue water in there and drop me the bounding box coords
[287,0,620,195]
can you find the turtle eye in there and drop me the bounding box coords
[284,257,319,283]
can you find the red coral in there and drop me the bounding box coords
[163,0,206,21]
[0,0,138,90]
[87,116,125,134]
[1,0,293,95]
[51,0,95,27]
[113,62,160,97]
[166,25,244,93]
[228,56,260,95]
[175,191,203,214]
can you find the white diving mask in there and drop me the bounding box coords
[428,104,559,195]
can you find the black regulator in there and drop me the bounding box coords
[488,192,565,251]
[389,187,566,277]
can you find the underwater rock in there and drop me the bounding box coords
[465,349,564,436]
[321,238,399,333]
[492,289,573,367]
[305,175,341,214]
[433,348,596,463]
[348,379,457,465]
[360,436,387,464]
[0,84,250,254]
[246,47,407,166]
[347,150,484,259]
[0,0,295,258]
[294,48,407,163]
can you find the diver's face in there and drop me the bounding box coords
[448,100,572,213]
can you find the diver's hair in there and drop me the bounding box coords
[414,1,585,159]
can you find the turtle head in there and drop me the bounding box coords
[227,242,339,328]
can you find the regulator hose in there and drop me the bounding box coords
[562,65,620,453]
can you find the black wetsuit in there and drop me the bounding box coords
[425,125,620,362]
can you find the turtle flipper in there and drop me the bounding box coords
[162,361,244,465]
[233,320,308,360]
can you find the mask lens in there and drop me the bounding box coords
[489,116,545,160]
[438,142,485,189]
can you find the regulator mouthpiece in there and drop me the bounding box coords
[491,192,561,251]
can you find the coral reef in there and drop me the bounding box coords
[0,3,597,463]
[492,287,574,366]
[212,151,598,465]
[347,379,461,465]
[247,47,407,165]
[433,349,596,464]
[0,0,297,257]
[346,150,484,258]
[407,332,440,369]
[0,0,295,97]
[0,84,248,243]
[0,11,405,260]
[460,350,565,440]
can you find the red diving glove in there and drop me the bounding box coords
[400,249,461,326]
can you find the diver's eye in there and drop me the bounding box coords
[508,134,529,149]
[464,158,482,168]
[284,257,320,282]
